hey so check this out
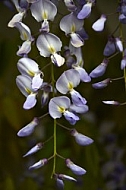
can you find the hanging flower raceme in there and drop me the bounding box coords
[60,13,85,47]
[49,96,79,125]
[70,129,94,146]
[36,32,65,67]
[30,0,57,32]
[17,57,43,90]
[65,159,86,175]
[92,14,107,32]
[17,117,39,137]
[16,75,38,109]
[89,59,109,78]
[14,22,34,56]
[56,69,87,106]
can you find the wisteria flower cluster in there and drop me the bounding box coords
[8,0,126,188]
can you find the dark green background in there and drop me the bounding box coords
[0,1,126,189]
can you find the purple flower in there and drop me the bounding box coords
[64,0,77,11]
[23,142,43,157]
[66,159,86,175]
[49,96,79,125]
[92,14,107,32]
[102,100,120,105]
[29,158,48,170]
[16,75,38,109]
[17,57,43,90]
[36,33,65,67]
[70,129,94,146]
[60,13,84,47]
[17,117,39,137]
[77,2,92,19]
[89,59,109,78]
[92,78,111,89]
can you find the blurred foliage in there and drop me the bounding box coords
[0,0,126,190]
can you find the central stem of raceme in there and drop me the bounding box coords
[51,63,57,177]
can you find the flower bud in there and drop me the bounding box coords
[121,56,126,70]
[89,59,109,78]
[66,159,86,175]
[29,158,48,170]
[102,100,120,105]
[92,78,110,89]
[92,14,106,32]
[115,37,123,52]
[70,129,94,146]
[17,117,39,137]
[57,174,77,182]
[23,142,43,157]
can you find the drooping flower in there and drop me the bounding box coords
[36,32,65,66]
[23,142,43,157]
[65,159,86,175]
[70,129,94,146]
[60,13,84,47]
[49,96,79,125]
[103,37,116,57]
[77,2,92,19]
[54,173,77,189]
[16,75,38,109]
[17,117,39,137]
[92,78,111,89]
[15,22,34,56]
[17,57,43,90]
[30,0,57,31]
[56,69,87,106]
[69,104,89,114]
[102,100,120,105]
[29,158,48,170]
[92,14,107,32]
[89,59,109,78]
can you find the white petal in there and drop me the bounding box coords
[51,53,65,67]
[8,12,24,27]
[92,15,106,32]
[29,158,48,170]
[70,33,84,47]
[32,74,43,90]
[23,93,37,109]
[77,3,92,19]
[17,41,31,56]
[23,142,43,157]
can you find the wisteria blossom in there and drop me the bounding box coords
[49,96,79,125]
[92,78,111,89]
[77,2,93,19]
[56,69,87,106]
[92,14,107,32]
[16,75,38,109]
[36,32,65,66]
[65,159,86,175]
[17,117,39,137]
[60,13,84,47]
[89,59,109,78]
[17,57,43,90]
[64,0,77,11]
[23,142,43,157]
[30,0,57,31]
[29,158,48,170]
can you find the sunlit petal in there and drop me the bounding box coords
[17,41,32,56]
[92,14,106,32]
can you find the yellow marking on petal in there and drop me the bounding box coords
[28,70,35,77]
[25,88,31,94]
[58,106,65,113]
[71,23,76,33]
[48,45,55,54]
[42,10,48,20]
[22,31,28,41]
[68,82,73,91]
